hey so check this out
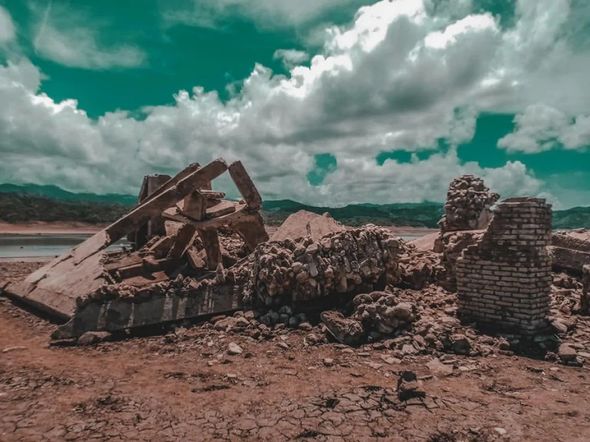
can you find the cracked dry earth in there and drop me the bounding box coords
[2,262,590,441]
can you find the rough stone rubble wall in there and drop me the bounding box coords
[456,198,552,334]
[583,265,590,314]
[238,226,407,306]
[439,175,500,233]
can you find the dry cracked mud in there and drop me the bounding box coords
[2,261,590,441]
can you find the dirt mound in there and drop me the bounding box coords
[270,210,345,242]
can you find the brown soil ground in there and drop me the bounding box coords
[2,263,590,441]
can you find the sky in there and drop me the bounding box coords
[0,0,589,208]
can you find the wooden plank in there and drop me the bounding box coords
[163,202,249,230]
[147,235,174,258]
[206,200,237,218]
[200,229,222,270]
[168,224,198,259]
[228,161,262,210]
[121,271,171,288]
[116,258,183,279]
[71,159,228,264]
[201,190,225,199]
[183,191,206,220]
[104,253,143,272]
[140,163,200,205]
[186,247,207,271]
[232,211,269,251]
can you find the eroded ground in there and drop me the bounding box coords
[1,261,590,441]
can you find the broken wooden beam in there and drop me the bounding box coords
[71,159,228,265]
[200,229,222,270]
[228,161,262,210]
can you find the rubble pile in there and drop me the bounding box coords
[438,175,499,233]
[551,229,590,274]
[583,266,590,314]
[245,225,407,306]
[457,198,553,334]
[437,231,482,290]
[270,210,345,242]
[398,247,443,290]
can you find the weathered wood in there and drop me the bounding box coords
[72,159,227,264]
[141,163,200,205]
[228,161,262,210]
[168,224,198,259]
[147,235,174,258]
[163,202,249,229]
[186,247,207,271]
[201,190,225,199]
[232,211,269,251]
[116,258,183,279]
[206,200,237,218]
[200,229,222,270]
[183,191,206,220]
[104,253,143,272]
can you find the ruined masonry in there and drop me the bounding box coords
[583,265,590,314]
[456,198,552,334]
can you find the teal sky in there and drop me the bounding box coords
[0,0,588,207]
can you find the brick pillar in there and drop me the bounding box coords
[456,198,552,334]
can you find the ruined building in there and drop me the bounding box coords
[436,175,499,290]
[456,198,552,334]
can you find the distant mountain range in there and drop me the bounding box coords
[0,183,589,229]
[0,183,137,206]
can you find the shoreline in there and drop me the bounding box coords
[0,221,104,235]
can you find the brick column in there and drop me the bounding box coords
[456,198,552,334]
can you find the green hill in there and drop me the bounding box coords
[0,183,588,229]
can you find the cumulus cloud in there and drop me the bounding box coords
[273,49,310,69]
[32,3,145,69]
[0,6,16,44]
[163,0,371,29]
[0,0,588,206]
[498,104,590,153]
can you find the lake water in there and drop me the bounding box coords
[0,234,130,261]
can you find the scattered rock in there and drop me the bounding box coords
[77,331,112,346]
[227,342,243,355]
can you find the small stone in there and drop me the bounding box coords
[323,358,334,367]
[298,322,313,331]
[227,342,243,355]
[1,346,26,353]
[450,334,471,355]
[77,331,112,346]
[426,358,453,376]
[494,427,507,436]
[551,319,568,334]
[558,344,577,362]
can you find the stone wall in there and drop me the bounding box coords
[582,265,590,314]
[456,198,552,334]
[241,225,407,307]
[439,175,499,233]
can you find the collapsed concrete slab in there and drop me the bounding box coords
[456,198,552,334]
[4,159,270,338]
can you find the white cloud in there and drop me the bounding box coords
[33,3,145,69]
[0,0,588,207]
[0,6,15,44]
[498,104,590,153]
[164,0,370,29]
[273,49,310,69]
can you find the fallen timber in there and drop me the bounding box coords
[4,158,269,339]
